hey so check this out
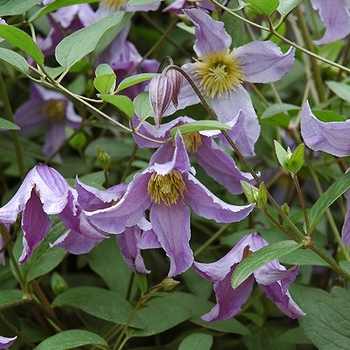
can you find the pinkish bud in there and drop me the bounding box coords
[149,75,173,128]
[165,68,183,108]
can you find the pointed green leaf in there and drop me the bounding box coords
[35,330,108,350]
[52,287,144,328]
[277,0,303,19]
[99,94,134,118]
[128,0,160,6]
[307,171,350,234]
[170,120,231,138]
[245,0,279,15]
[179,333,213,350]
[116,73,158,93]
[55,12,124,70]
[134,91,153,121]
[94,74,116,95]
[326,81,350,104]
[232,240,303,288]
[273,140,288,168]
[261,103,299,120]
[0,48,29,75]
[285,143,305,173]
[0,118,20,130]
[0,0,39,16]
[0,25,44,64]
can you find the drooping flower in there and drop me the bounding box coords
[14,83,82,161]
[133,115,255,194]
[86,131,254,277]
[300,101,350,157]
[0,335,17,349]
[0,164,69,263]
[169,8,295,156]
[193,233,305,322]
[311,0,350,45]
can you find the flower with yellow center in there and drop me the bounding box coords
[194,50,244,99]
[147,171,186,206]
[101,0,127,10]
[43,100,66,123]
[181,132,202,153]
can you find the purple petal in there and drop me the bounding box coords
[301,101,350,157]
[86,172,151,233]
[235,41,295,83]
[19,189,52,263]
[201,266,255,322]
[341,187,350,245]
[51,230,104,254]
[183,8,231,57]
[194,136,255,194]
[312,0,350,45]
[183,173,254,223]
[259,282,305,318]
[0,335,17,349]
[138,229,161,249]
[212,90,261,156]
[150,201,193,277]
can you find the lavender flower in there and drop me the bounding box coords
[193,233,305,322]
[300,101,350,157]
[0,335,17,349]
[133,115,255,194]
[311,0,350,45]
[86,131,254,277]
[0,164,69,263]
[14,83,82,161]
[170,9,295,156]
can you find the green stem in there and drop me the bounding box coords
[0,71,26,179]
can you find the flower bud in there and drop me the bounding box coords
[97,146,111,172]
[161,277,180,291]
[165,68,182,108]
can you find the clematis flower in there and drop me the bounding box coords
[311,0,350,45]
[0,335,17,349]
[300,101,350,157]
[170,8,295,156]
[133,115,255,194]
[14,83,82,161]
[86,131,254,277]
[95,0,160,17]
[0,164,69,263]
[193,233,305,322]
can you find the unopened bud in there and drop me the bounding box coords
[51,272,68,295]
[165,68,182,108]
[97,146,111,172]
[161,277,180,291]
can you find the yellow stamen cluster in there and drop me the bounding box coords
[147,170,187,206]
[43,100,66,123]
[182,132,202,153]
[194,49,245,99]
[101,0,127,10]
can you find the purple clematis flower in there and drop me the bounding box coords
[170,8,295,156]
[0,164,69,263]
[300,101,350,157]
[193,233,305,322]
[133,115,255,194]
[311,0,350,45]
[0,335,17,349]
[14,83,82,161]
[86,131,254,277]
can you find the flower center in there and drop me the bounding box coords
[194,49,244,98]
[147,170,187,206]
[101,0,127,10]
[182,132,202,153]
[43,100,66,123]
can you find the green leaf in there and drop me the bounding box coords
[261,103,299,120]
[0,47,29,75]
[277,0,303,19]
[179,333,213,350]
[273,140,288,168]
[99,94,134,118]
[232,240,304,288]
[308,171,350,234]
[312,109,346,122]
[0,0,39,16]
[116,73,158,93]
[170,120,231,138]
[326,81,350,104]
[0,118,20,130]
[0,25,44,65]
[35,330,108,350]
[285,143,305,173]
[134,91,152,120]
[245,0,279,15]
[126,298,191,337]
[55,12,124,70]
[292,285,350,350]
[28,0,98,22]
[94,74,116,95]
[128,0,160,6]
[52,287,144,328]
[0,290,23,308]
